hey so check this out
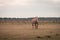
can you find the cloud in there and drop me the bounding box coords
[0,0,35,6]
[0,0,60,17]
[0,0,60,7]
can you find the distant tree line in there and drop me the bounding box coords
[0,17,60,24]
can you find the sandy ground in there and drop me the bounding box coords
[0,23,60,40]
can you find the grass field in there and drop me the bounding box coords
[0,23,60,40]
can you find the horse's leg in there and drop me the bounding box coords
[35,22,38,29]
[36,23,38,29]
[32,22,34,29]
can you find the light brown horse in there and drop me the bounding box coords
[31,17,38,29]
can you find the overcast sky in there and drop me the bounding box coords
[0,0,60,18]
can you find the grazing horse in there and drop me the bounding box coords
[31,17,38,29]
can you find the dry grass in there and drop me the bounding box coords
[0,23,60,40]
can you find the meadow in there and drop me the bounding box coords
[0,22,60,40]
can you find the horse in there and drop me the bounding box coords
[31,17,38,29]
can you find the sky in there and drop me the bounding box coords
[0,0,60,18]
